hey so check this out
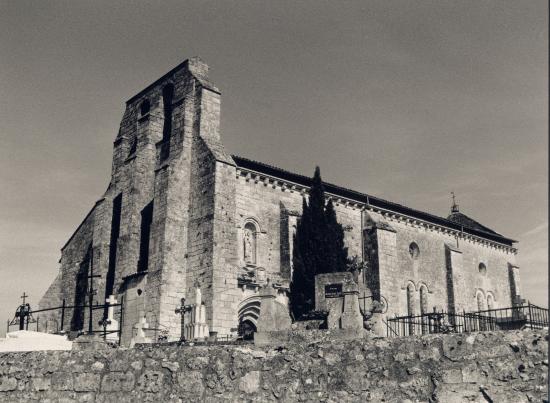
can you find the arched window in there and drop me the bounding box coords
[419,285,428,315]
[476,291,486,312]
[487,293,495,310]
[140,99,150,116]
[160,84,174,160]
[478,263,487,275]
[243,222,257,265]
[409,242,420,259]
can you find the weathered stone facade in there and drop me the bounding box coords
[38,57,521,343]
[0,330,547,402]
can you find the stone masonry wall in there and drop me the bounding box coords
[364,210,518,319]
[38,58,235,342]
[235,175,365,280]
[0,330,546,402]
[37,205,97,333]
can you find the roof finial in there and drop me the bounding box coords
[451,192,459,213]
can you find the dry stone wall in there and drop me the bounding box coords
[0,330,546,402]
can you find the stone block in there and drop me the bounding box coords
[137,370,164,393]
[418,346,440,361]
[239,371,260,394]
[433,384,481,403]
[0,376,17,391]
[31,377,50,391]
[177,370,204,395]
[73,373,101,392]
[461,363,482,383]
[441,368,463,384]
[101,372,135,392]
[51,372,73,391]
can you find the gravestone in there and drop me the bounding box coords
[315,272,364,331]
[253,280,292,345]
[256,279,291,333]
[183,287,209,341]
[104,295,120,342]
[130,315,152,348]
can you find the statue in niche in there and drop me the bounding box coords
[243,223,256,265]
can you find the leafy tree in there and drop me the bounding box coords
[289,167,350,319]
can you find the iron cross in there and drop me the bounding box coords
[175,297,193,342]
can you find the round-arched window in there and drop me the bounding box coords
[487,293,495,310]
[419,285,428,315]
[409,242,420,259]
[478,263,487,275]
[476,291,486,311]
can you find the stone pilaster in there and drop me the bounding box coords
[508,263,522,306]
[445,243,465,314]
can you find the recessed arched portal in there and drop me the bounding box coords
[237,297,261,339]
[238,320,257,340]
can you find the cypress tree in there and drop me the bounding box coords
[289,167,350,319]
[324,199,349,273]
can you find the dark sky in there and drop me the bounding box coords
[0,0,547,332]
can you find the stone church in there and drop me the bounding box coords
[38,57,521,343]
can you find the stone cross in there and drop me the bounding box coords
[135,316,149,339]
[175,298,193,342]
[105,295,117,322]
[130,315,151,347]
[103,295,119,342]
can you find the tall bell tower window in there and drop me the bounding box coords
[140,99,150,116]
[160,84,174,160]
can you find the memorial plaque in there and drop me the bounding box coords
[324,283,343,298]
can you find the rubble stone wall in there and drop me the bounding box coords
[0,330,546,402]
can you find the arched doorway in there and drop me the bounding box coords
[238,320,257,340]
[237,297,261,340]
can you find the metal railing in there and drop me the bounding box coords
[386,302,548,337]
[6,299,124,344]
